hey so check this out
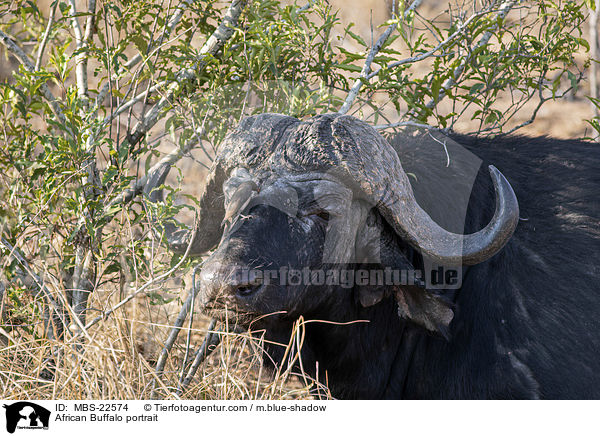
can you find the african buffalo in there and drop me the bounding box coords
[148,113,600,399]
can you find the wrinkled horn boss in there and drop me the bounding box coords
[145,113,519,265]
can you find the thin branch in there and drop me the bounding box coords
[427,130,450,167]
[35,2,58,71]
[338,0,423,114]
[373,120,438,130]
[177,319,220,395]
[501,71,582,136]
[154,282,199,378]
[94,55,142,117]
[102,82,161,126]
[179,264,199,384]
[0,28,67,126]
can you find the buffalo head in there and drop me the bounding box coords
[146,113,519,349]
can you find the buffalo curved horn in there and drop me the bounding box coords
[325,114,519,265]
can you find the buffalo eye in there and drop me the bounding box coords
[309,209,330,222]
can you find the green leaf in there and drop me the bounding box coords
[131,35,148,54]
[469,83,485,95]
[337,63,363,72]
[430,76,442,102]
[346,29,367,47]
[567,70,578,92]
[577,38,590,52]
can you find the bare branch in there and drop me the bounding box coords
[68,0,96,106]
[84,0,96,43]
[338,0,423,115]
[35,2,58,71]
[0,29,67,126]
[179,264,199,384]
[102,86,156,125]
[178,319,220,394]
[154,283,199,379]
[338,25,395,115]
[373,120,438,130]
[68,0,86,99]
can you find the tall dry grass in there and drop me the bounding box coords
[0,289,332,399]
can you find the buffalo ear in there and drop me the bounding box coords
[393,285,454,340]
[355,209,454,339]
[355,275,454,340]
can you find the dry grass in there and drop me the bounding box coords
[0,287,331,399]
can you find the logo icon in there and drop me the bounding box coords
[3,402,50,433]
